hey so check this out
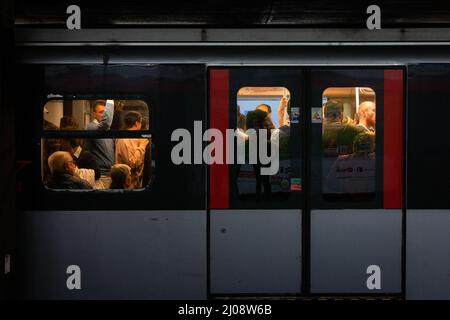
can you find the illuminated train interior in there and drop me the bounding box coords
[1,0,450,301]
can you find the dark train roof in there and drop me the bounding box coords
[14,0,450,28]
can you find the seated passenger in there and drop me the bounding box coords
[115,111,149,189]
[110,164,132,189]
[46,151,92,189]
[60,138,104,189]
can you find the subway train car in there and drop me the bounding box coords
[4,2,450,300]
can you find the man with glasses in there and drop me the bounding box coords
[46,151,92,189]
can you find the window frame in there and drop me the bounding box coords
[41,97,154,192]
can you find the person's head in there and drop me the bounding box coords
[124,111,142,130]
[324,100,343,123]
[256,104,277,128]
[59,116,79,130]
[110,164,132,189]
[358,101,376,128]
[92,100,107,122]
[47,151,76,176]
[246,109,274,131]
[256,104,272,115]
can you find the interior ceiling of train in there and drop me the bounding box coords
[14,0,450,28]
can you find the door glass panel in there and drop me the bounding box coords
[309,69,387,209]
[236,87,294,201]
[321,87,376,198]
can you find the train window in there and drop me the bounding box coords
[43,99,149,131]
[321,87,376,198]
[41,99,154,191]
[235,87,296,202]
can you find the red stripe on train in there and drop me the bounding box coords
[383,69,404,209]
[209,69,230,209]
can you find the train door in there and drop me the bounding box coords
[209,68,304,295]
[16,64,207,299]
[309,68,404,295]
[407,64,450,299]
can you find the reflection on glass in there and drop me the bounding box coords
[236,87,294,201]
[322,87,376,196]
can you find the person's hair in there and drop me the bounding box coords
[48,151,72,175]
[124,111,142,129]
[110,164,131,189]
[256,104,272,113]
[324,99,343,123]
[246,109,269,130]
[93,100,106,112]
[110,109,124,130]
[59,116,79,130]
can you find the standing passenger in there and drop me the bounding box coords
[84,100,115,188]
[115,111,149,189]
[356,101,376,133]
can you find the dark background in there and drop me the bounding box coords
[0,0,14,301]
[2,0,450,301]
[14,0,450,28]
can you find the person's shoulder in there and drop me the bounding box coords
[69,174,92,189]
[279,125,290,136]
[45,175,57,188]
[86,121,97,130]
[355,124,369,132]
[80,149,95,160]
